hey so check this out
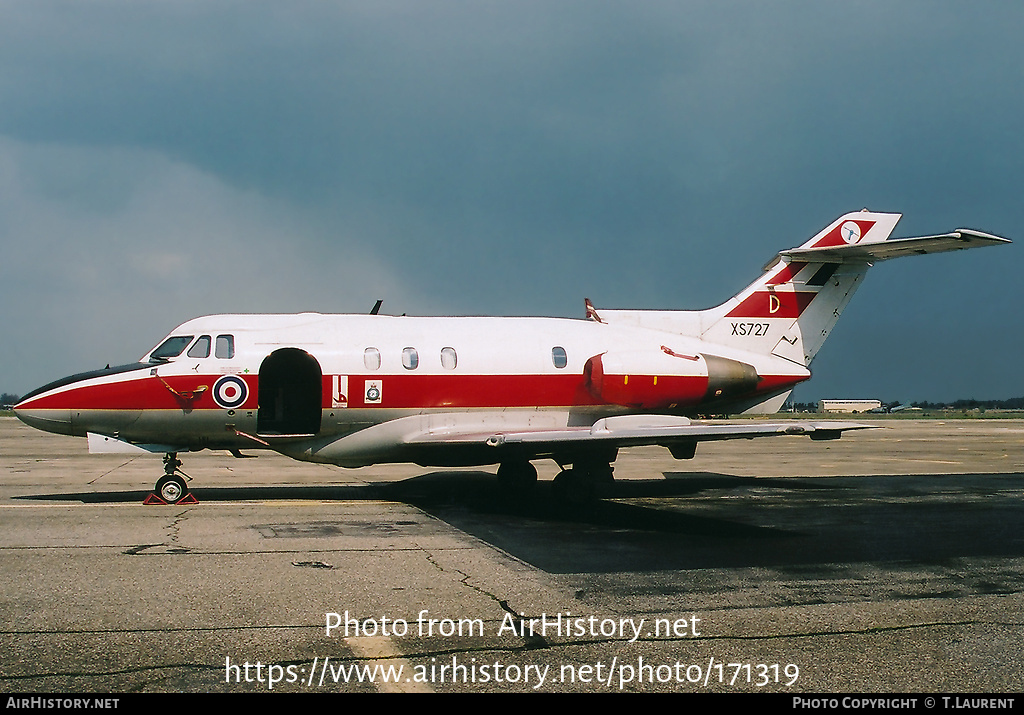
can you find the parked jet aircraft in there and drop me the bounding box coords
[14,210,1009,503]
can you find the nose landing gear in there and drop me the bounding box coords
[149,453,194,504]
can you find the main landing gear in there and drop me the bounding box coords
[496,458,614,504]
[153,452,191,504]
[552,459,614,505]
[496,460,538,494]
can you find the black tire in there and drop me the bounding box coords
[496,460,538,496]
[155,475,188,503]
[552,467,596,505]
[589,462,615,497]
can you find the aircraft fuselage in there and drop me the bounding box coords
[15,313,809,466]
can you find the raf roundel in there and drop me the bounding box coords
[212,375,249,409]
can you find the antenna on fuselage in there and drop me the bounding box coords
[369,299,383,315]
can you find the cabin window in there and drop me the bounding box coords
[187,335,211,358]
[364,347,381,370]
[402,347,419,370]
[150,336,194,361]
[216,335,235,359]
[440,347,457,370]
[551,346,567,369]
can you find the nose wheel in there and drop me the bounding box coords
[152,453,191,504]
[155,474,188,503]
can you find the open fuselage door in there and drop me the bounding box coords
[257,348,323,436]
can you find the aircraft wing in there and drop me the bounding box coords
[406,414,871,452]
[781,229,1010,264]
[290,412,873,467]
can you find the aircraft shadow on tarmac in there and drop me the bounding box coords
[17,470,1024,575]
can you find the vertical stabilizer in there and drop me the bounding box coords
[598,210,1007,371]
[697,211,902,366]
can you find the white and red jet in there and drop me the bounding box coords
[14,211,1009,503]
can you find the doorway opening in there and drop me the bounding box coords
[257,348,322,435]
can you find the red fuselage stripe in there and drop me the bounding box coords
[19,371,806,412]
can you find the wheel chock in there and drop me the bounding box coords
[143,492,199,505]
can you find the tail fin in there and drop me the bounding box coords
[697,210,1009,366]
[698,211,899,366]
[600,209,1009,369]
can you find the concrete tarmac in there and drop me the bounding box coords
[0,416,1022,693]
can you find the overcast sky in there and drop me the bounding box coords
[1,1,1021,403]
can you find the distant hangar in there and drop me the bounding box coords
[818,399,882,414]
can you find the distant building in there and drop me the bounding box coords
[818,399,882,414]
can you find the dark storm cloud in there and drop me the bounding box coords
[0,1,1021,401]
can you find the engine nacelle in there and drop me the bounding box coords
[584,349,760,409]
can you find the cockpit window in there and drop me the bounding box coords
[149,336,194,362]
[215,335,235,359]
[187,335,211,358]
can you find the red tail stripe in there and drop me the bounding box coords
[765,261,808,285]
[725,291,817,319]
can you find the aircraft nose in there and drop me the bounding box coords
[13,400,74,436]
[13,372,85,437]
[14,363,151,438]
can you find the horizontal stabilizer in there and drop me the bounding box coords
[781,229,1010,264]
